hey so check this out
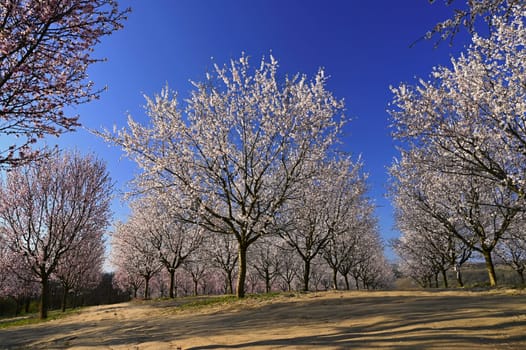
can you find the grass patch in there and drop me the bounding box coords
[172,291,299,312]
[0,308,82,329]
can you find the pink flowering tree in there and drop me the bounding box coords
[0,151,113,318]
[125,196,203,298]
[110,218,163,300]
[0,0,127,167]
[101,54,345,298]
[54,229,105,311]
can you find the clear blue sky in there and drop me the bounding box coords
[54,0,471,254]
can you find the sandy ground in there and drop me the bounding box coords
[0,289,525,349]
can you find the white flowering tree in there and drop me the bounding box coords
[390,149,522,286]
[278,158,367,291]
[111,219,163,300]
[392,4,526,197]
[425,0,524,45]
[100,54,345,297]
[390,5,526,287]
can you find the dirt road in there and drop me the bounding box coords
[0,290,525,349]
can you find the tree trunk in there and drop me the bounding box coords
[24,297,30,313]
[169,269,176,299]
[517,269,524,285]
[332,268,338,290]
[441,269,448,288]
[193,279,199,296]
[265,271,271,293]
[227,271,233,294]
[236,244,248,298]
[40,275,49,319]
[302,259,311,292]
[61,285,68,312]
[144,276,151,299]
[456,267,464,287]
[482,249,497,287]
[344,274,350,290]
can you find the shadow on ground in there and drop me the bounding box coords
[0,291,524,349]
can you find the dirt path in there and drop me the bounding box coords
[0,290,525,349]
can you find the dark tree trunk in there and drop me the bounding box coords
[441,269,448,288]
[516,268,524,285]
[24,297,30,313]
[61,285,68,312]
[226,271,234,294]
[265,271,271,293]
[332,268,338,290]
[236,244,248,298]
[344,274,350,290]
[302,259,311,292]
[169,269,176,299]
[40,275,50,319]
[144,276,151,299]
[456,267,464,287]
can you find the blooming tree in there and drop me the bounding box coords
[389,149,522,286]
[101,53,345,297]
[203,233,238,294]
[392,4,526,197]
[126,196,203,298]
[54,229,105,311]
[425,0,524,45]
[0,0,127,166]
[279,158,367,291]
[0,151,113,318]
[111,219,162,300]
[249,236,282,293]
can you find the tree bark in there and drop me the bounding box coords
[236,244,248,298]
[61,285,68,312]
[144,276,151,299]
[441,269,448,288]
[226,271,234,294]
[302,259,311,292]
[456,268,464,287]
[169,269,176,299]
[40,275,49,319]
[332,268,338,290]
[482,249,497,287]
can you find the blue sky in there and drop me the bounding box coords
[53,1,471,254]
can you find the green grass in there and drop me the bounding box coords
[0,308,83,329]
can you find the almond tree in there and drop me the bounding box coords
[111,219,162,300]
[127,196,203,298]
[495,217,526,284]
[54,229,105,311]
[0,151,112,318]
[390,149,521,286]
[203,233,238,294]
[426,0,524,45]
[100,54,345,298]
[0,0,127,166]
[250,236,281,293]
[279,158,366,291]
[392,4,526,197]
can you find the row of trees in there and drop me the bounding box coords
[0,152,113,318]
[109,162,393,299]
[101,53,394,298]
[389,1,526,287]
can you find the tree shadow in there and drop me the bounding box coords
[0,291,524,349]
